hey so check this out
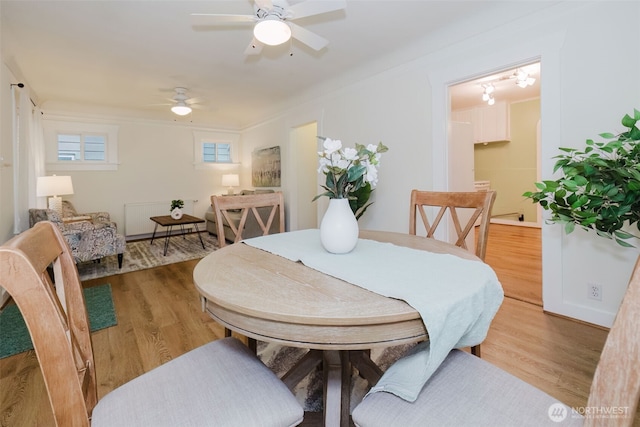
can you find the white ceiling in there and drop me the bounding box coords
[1,1,550,129]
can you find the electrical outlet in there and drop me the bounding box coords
[588,283,602,301]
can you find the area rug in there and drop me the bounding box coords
[258,341,417,412]
[0,283,117,359]
[77,232,219,281]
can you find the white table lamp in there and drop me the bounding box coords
[222,174,240,195]
[36,175,74,215]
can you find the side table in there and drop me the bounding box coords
[150,214,206,256]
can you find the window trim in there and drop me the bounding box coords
[193,130,240,170]
[44,120,119,171]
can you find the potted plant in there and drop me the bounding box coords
[170,199,184,220]
[313,137,388,253]
[524,108,640,246]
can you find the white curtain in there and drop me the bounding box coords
[12,86,46,234]
[29,107,46,208]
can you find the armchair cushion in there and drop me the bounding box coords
[28,201,125,266]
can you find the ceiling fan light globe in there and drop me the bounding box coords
[171,104,192,116]
[254,18,291,46]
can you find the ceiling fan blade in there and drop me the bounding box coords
[288,0,346,20]
[244,38,264,55]
[190,13,256,26]
[254,0,273,10]
[290,23,328,51]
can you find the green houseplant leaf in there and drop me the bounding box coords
[524,109,640,246]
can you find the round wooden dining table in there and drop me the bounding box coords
[193,230,479,427]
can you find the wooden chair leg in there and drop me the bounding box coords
[471,344,481,357]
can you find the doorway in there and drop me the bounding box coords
[449,61,542,305]
[289,122,318,231]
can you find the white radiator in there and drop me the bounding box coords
[124,200,196,237]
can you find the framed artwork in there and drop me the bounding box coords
[252,146,281,187]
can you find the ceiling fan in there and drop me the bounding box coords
[191,0,347,55]
[154,87,204,116]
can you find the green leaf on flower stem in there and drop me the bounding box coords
[615,238,635,248]
[559,147,576,153]
[573,175,588,186]
[571,195,589,209]
[561,180,578,191]
[347,164,366,182]
[564,221,575,234]
[349,182,373,219]
[599,132,616,139]
[621,114,637,129]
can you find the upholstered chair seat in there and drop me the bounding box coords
[29,200,125,267]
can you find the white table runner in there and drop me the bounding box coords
[244,229,503,402]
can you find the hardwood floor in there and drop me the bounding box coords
[1,254,638,426]
[482,222,543,305]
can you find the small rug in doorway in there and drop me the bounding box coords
[77,232,220,281]
[258,341,417,412]
[0,283,117,359]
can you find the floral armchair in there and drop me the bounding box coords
[28,201,125,268]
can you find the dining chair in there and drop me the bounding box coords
[409,189,496,261]
[0,221,304,427]
[352,256,640,427]
[211,191,285,248]
[210,191,286,349]
[409,189,496,357]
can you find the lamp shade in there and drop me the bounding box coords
[37,175,74,197]
[221,174,240,187]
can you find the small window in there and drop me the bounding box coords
[44,120,119,171]
[57,133,106,162]
[203,142,231,163]
[192,130,239,170]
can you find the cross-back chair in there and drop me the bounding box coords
[409,189,496,261]
[210,191,285,349]
[353,255,640,427]
[211,191,285,248]
[0,221,303,427]
[410,189,496,357]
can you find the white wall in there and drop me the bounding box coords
[0,62,16,244]
[37,112,241,236]
[237,2,640,327]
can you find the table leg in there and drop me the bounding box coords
[323,350,351,427]
[163,225,172,256]
[350,350,383,385]
[193,223,206,249]
[281,350,322,391]
[150,223,159,245]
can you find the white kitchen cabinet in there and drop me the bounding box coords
[452,101,510,144]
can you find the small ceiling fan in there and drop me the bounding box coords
[152,87,204,116]
[191,0,346,55]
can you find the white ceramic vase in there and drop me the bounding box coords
[171,207,183,220]
[320,198,359,254]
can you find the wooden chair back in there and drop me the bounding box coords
[409,190,496,261]
[211,192,285,248]
[585,256,640,426]
[0,221,96,426]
